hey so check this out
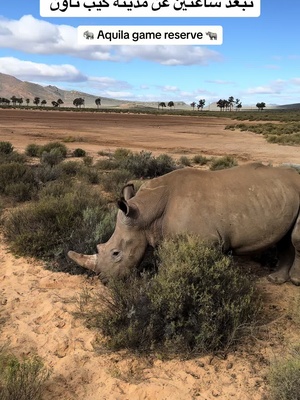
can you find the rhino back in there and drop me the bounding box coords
[155,164,300,253]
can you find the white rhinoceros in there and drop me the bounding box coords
[68,163,300,285]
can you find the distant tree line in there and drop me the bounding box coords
[0,94,266,111]
[0,96,102,109]
[190,99,206,111]
[190,97,267,112]
[158,101,175,110]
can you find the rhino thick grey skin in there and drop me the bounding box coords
[68,163,300,285]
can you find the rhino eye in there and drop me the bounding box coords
[111,250,122,260]
[110,249,122,262]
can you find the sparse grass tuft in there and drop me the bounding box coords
[113,148,133,160]
[225,122,300,146]
[96,150,176,179]
[100,169,134,198]
[178,156,191,167]
[39,142,67,158]
[268,349,300,400]
[0,351,50,400]
[25,144,41,157]
[0,142,14,155]
[192,154,209,165]
[210,156,238,171]
[41,148,64,166]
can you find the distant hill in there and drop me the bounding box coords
[1,73,298,110]
[0,72,133,108]
[0,73,190,109]
[276,103,300,109]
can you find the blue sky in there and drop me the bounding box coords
[0,0,299,105]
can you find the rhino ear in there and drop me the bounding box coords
[117,198,138,218]
[122,184,135,201]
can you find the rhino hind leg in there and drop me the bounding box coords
[289,212,300,286]
[268,236,294,284]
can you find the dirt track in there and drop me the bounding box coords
[0,108,299,165]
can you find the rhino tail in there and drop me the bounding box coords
[68,251,97,271]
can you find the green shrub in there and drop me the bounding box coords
[0,151,27,165]
[3,184,116,272]
[87,235,261,355]
[25,144,41,157]
[38,180,75,199]
[266,132,300,145]
[100,169,134,198]
[34,164,63,184]
[39,142,67,158]
[178,156,191,167]
[192,155,209,165]
[0,142,14,155]
[83,156,93,166]
[210,156,238,171]
[98,150,112,157]
[96,158,119,171]
[96,150,176,178]
[227,121,300,146]
[113,148,133,160]
[4,182,35,202]
[59,160,82,176]
[0,163,37,201]
[72,148,86,157]
[81,167,100,184]
[0,352,50,400]
[268,350,300,400]
[122,151,176,179]
[41,148,64,166]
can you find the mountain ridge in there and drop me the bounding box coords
[0,73,299,110]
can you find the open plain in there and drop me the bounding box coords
[1,108,300,400]
[0,108,300,165]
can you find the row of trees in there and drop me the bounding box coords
[158,101,175,110]
[0,96,102,109]
[1,95,266,111]
[71,97,100,108]
[190,97,267,111]
[216,97,242,111]
[190,99,206,111]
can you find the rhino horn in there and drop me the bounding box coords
[68,251,97,271]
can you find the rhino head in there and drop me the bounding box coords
[68,184,148,283]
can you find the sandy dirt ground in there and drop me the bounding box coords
[1,108,300,400]
[0,108,299,165]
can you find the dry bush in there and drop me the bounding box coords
[84,235,261,357]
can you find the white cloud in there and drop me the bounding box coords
[0,57,86,82]
[0,15,223,66]
[206,79,235,85]
[246,79,287,95]
[89,76,132,90]
[264,64,280,70]
[0,15,116,61]
[101,91,134,98]
[118,45,222,66]
[161,85,179,92]
[290,78,300,85]
[0,57,133,95]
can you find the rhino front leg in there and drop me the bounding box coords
[289,213,300,286]
[268,237,294,284]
